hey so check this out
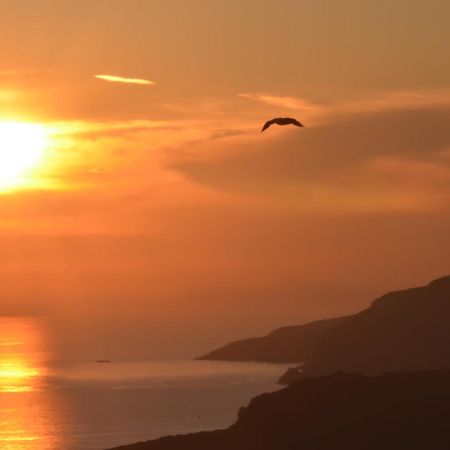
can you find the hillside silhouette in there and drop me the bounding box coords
[197,316,348,363]
[199,276,450,383]
[280,275,450,383]
[110,370,450,450]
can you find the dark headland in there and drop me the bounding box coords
[110,370,450,450]
[197,316,348,363]
[108,276,450,450]
[280,275,450,383]
[199,276,450,384]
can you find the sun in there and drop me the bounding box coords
[0,121,48,189]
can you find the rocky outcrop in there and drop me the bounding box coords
[280,276,450,383]
[197,316,348,363]
[109,370,450,450]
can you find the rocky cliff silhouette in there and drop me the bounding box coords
[280,275,450,383]
[197,316,348,363]
[110,370,450,450]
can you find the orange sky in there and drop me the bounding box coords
[0,0,449,358]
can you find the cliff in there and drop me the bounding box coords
[197,316,348,363]
[109,370,450,450]
[280,275,450,383]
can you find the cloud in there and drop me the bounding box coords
[238,89,450,125]
[170,105,450,213]
[94,74,155,86]
[50,119,180,140]
[238,93,322,112]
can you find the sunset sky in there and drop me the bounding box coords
[1,0,450,358]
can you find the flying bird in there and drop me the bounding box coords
[261,117,304,132]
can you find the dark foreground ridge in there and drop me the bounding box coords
[197,316,348,363]
[109,370,450,450]
[280,275,450,383]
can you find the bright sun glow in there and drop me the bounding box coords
[0,121,48,189]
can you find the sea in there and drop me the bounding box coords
[0,317,288,450]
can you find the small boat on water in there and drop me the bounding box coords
[95,359,111,363]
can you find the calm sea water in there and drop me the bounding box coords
[0,317,287,450]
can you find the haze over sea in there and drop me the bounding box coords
[0,317,286,450]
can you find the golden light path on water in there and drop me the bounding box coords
[0,317,62,450]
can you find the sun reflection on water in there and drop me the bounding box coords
[0,318,45,393]
[0,317,62,449]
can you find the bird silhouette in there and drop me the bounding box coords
[261,117,304,132]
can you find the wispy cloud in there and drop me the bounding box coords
[170,103,450,213]
[238,93,322,112]
[94,74,155,86]
[238,89,450,127]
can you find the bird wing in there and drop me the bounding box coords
[290,118,304,127]
[261,119,275,132]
